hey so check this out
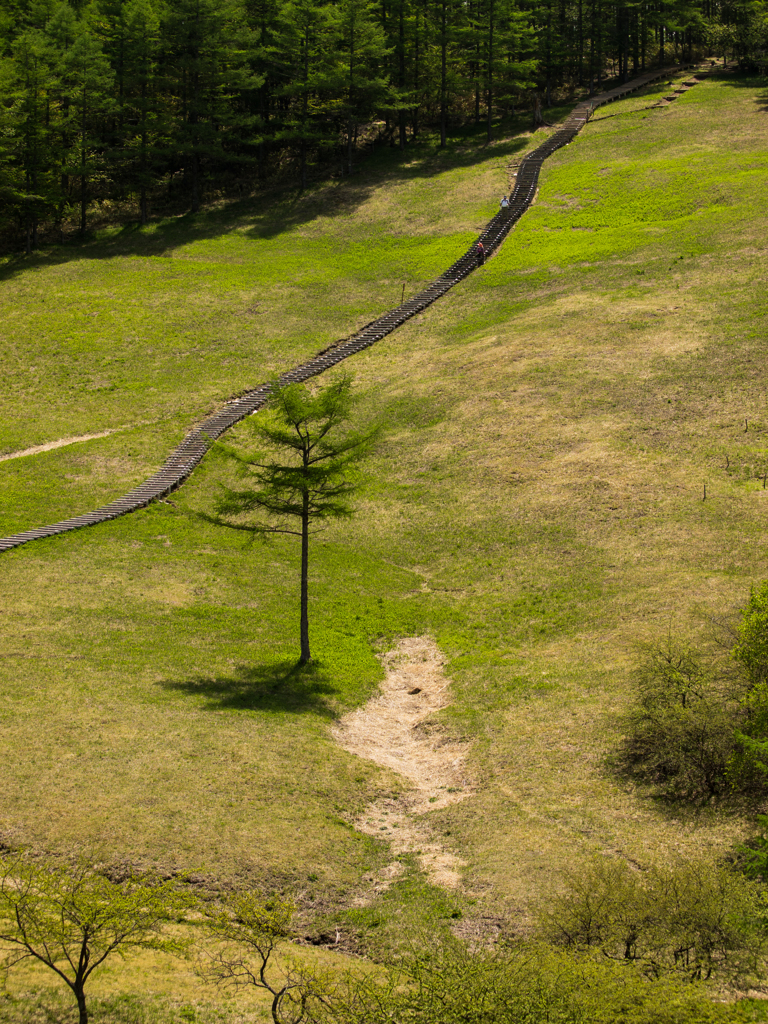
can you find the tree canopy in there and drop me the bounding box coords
[0,854,194,1024]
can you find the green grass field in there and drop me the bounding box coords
[1,70,768,1018]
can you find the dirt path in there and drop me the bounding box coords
[0,430,120,463]
[332,637,471,889]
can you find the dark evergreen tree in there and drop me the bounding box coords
[473,0,535,140]
[95,0,165,219]
[243,0,284,180]
[4,30,58,248]
[330,0,395,172]
[278,0,338,188]
[427,0,467,146]
[43,0,79,236]
[163,0,258,211]
[56,17,115,233]
[107,0,166,222]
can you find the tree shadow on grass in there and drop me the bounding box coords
[158,659,338,717]
[706,73,768,112]
[0,126,533,281]
[712,71,768,90]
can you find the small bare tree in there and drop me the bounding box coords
[0,853,194,1024]
[198,892,330,1024]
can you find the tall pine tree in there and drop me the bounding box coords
[164,0,258,211]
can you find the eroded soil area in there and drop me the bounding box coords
[332,637,471,888]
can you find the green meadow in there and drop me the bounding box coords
[1,70,768,1017]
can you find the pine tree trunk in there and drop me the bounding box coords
[398,0,406,148]
[641,11,646,70]
[440,0,447,147]
[597,7,603,87]
[189,61,200,211]
[412,7,420,138]
[80,88,87,235]
[301,31,309,188]
[618,5,623,81]
[545,4,552,106]
[347,18,356,173]
[30,128,37,246]
[191,150,200,212]
[486,0,494,143]
[299,494,310,665]
[140,71,149,223]
[258,81,266,181]
[475,28,481,123]
[140,123,148,224]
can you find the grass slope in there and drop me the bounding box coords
[0,134,521,529]
[0,71,767,1013]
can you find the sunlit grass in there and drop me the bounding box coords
[0,73,766,1022]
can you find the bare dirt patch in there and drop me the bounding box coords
[332,637,471,889]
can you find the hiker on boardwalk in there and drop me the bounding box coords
[500,195,509,208]
[476,241,485,266]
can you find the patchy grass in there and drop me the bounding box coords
[351,70,768,915]
[0,124,534,473]
[0,70,767,1017]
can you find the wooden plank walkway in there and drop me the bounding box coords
[0,63,701,554]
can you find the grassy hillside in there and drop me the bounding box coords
[0,70,767,1015]
[0,132,521,528]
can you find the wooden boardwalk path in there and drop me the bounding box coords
[0,64,703,554]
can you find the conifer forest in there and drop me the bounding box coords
[0,0,765,247]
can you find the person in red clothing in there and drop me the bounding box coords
[476,242,485,265]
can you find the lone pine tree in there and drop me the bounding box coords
[205,375,378,665]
